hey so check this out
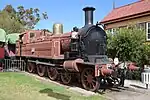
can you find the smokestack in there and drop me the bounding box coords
[83,7,95,26]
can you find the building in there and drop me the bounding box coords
[100,0,150,41]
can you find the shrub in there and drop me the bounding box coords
[106,25,150,67]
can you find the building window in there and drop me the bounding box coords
[138,22,146,30]
[107,28,116,34]
[146,22,150,41]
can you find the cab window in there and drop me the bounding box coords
[30,33,35,38]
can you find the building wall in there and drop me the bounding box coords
[104,14,150,29]
[103,13,150,41]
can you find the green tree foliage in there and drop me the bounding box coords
[140,44,150,66]
[107,25,150,66]
[3,4,16,18]
[0,4,48,34]
[16,6,48,29]
[0,11,23,34]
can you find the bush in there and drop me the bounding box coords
[126,70,141,80]
[107,25,150,67]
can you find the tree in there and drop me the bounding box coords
[0,10,24,34]
[107,25,149,66]
[16,6,48,29]
[0,4,48,34]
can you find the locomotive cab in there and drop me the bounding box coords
[70,27,79,52]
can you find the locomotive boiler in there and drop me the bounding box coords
[16,7,114,92]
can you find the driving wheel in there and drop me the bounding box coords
[27,62,35,73]
[37,64,46,77]
[81,68,100,92]
[61,72,72,85]
[47,67,58,81]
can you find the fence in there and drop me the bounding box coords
[2,59,26,72]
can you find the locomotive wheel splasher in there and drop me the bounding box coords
[37,64,46,77]
[81,67,100,92]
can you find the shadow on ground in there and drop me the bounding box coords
[97,84,131,95]
[130,84,147,89]
[39,88,70,100]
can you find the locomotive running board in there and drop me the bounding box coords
[77,61,108,66]
[77,62,95,66]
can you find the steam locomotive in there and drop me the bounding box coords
[14,7,115,92]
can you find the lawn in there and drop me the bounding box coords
[0,72,105,100]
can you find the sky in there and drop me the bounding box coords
[0,0,138,32]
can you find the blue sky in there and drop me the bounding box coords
[0,0,138,32]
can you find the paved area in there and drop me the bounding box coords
[104,80,150,100]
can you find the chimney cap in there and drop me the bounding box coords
[83,7,95,11]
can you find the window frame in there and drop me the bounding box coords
[137,22,146,30]
[107,28,115,34]
[146,22,150,41]
[29,32,36,39]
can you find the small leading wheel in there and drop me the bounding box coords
[47,67,58,81]
[37,64,46,77]
[61,72,72,85]
[27,62,35,73]
[81,68,100,92]
[112,77,121,86]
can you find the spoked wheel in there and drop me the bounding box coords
[61,72,72,85]
[27,62,35,73]
[47,67,58,81]
[37,64,46,77]
[81,68,100,92]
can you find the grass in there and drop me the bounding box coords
[0,72,105,100]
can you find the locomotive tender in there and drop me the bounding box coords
[16,7,114,92]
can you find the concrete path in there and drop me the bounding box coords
[104,80,150,100]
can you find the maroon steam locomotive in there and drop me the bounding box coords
[15,7,120,92]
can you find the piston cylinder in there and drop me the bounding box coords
[63,59,84,72]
